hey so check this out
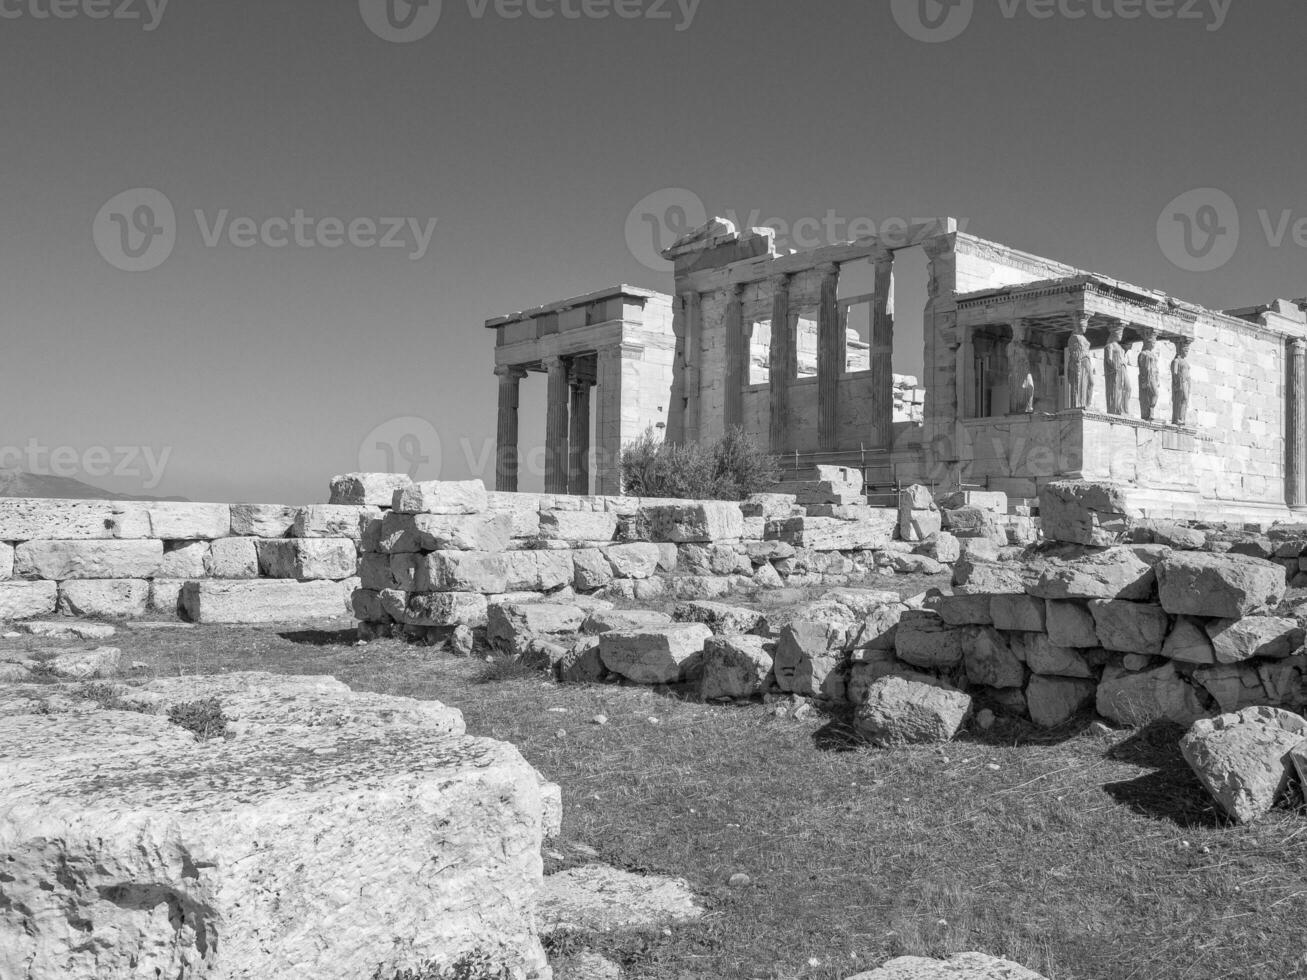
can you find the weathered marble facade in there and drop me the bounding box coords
[490,215,1307,522]
[487,286,675,495]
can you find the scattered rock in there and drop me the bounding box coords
[599,624,712,685]
[1182,706,1307,823]
[537,864,702,934]
[17,621,117,641]
[700,635,774,700]
[450,624,476,656]
[849,951,1050,979]
[1156,552,1287,619]
[853,676,971,746]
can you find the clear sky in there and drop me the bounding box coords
[1,0,1299,503]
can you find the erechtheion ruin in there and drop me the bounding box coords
[488,215,1307,522]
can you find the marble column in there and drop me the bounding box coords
[543,355,570,494]
[817,263,842,451]
[1289,337,1307,508]
[769,274,794,454]
[568,367,593,496]
[594,345,626,495]
[871,255,895,448]
[683,291,703,444]
[724,283,746,430]
[494,365,527,492]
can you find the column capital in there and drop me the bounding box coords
[771,271,795,289]
[1072,311,1092,333]
[1292,336,1307,352]
[495,364,528,380]
[541,354,567,371]
[816,261,840,278]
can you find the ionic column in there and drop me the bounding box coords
[543,355,570,494]
[568,369,593,496]
[769,273,794,453]
[494,365,527,492]
[816,262,841,451]
[683,291,703,444]
[1289,337,1307,508]
[724,283,746,430]
[871,255,895,448]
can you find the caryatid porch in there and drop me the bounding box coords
[948,275,1307,508]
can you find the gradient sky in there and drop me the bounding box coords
[1,0,1299,503]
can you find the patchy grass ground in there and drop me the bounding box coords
[8,605,1307,980]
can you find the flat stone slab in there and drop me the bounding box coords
[16,620,117,640]
[0,672,552,980]
[850,952,1049,979]
[537,865,702,934]
[181,579,350,624]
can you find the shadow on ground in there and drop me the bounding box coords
[1101,721,1225,828]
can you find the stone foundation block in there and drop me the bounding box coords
[144,502,231,540]
[415,552,510,594]
[1045,600,1100,648]
[14,540,162,580]
[204,538,259,579]
[1096,662,1204,727]
[599,624,713,684]
[183,580,350,624]
[0,543,11,581]
[57,579,150,618]
[229,503,298,538]
[1156,552,1287,618]
[0,581,58,620]
[394,480,488,516]
[854,676,971,745]
[1027,675,1097,728]
[700,635,774,700]
[990,594,1047,632]
[380,590,489,628]
[604,543,660,579]
[644,502,744,543]
[159,540,208,579]
[329,472,414,507]
[0,498,150,541]
[256,539,357,581]
[1039,480,1138,546]
[1089,600,1169,656]
[293,504,378,541]
[539,511,619,543]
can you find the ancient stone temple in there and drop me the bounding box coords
[486,286,675,495]
[490,213,1307,522]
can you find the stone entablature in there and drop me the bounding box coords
[487,285,675,496]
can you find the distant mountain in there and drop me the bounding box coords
[0,469,188,502]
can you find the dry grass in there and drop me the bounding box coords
[9,611,1307,980]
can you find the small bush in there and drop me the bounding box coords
[167,698,228,741]
[620,426,778,501]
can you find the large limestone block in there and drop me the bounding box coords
[849,952,1049,979]
[204,538,259,579]
[941,507,1005,545]
[1027,675,1097,728]
[1182,706,1307,823]
[853,676,971,746]
[380,590,489,628]
[1156,552,1286,618]
[501,550,574,592]
[0,498,151,540]
[1207,617,1305,664]
[0,542,11,581]
[899,508,943,543]
[937,491,1009,514]
[935,594,993,627]
[644,502,744,543]
[487,492,543,538]
[487,601,588,655]
[599,624,713,684]
[1096,662,1205,727]
[672,600,767,636]
[329,472,414,507]
[604,543,661,579]
[394,480,488,516]
[0,673,550,980]
[229,503,297,538]
[256,539,357,581]
[773,619,851,700]
[58,580,149,618]
[572,549,614,591]
[1028,547,1160,602]
[1016,634,1099,679]
[951,560,1027,594]
[416,552,510,594]
[539,510,619,543]
[989,594,1047,632]
[850,604,907,652]
[1045,600,1100,648]
[700,635,774,700]
[1161,617,1217,664]
[768,516,889,552]
[581,609,673,634]
[962,627,1025,688]
[1039,480,1138,546]
[182,580,350,624]
[917,531,961,564]
[1089,600,1169,655]
[376,512,512,554]
[1194,663,1267,714]
[895,610,966,669]
[144,502,232,540]
[14,540,162,580]
[159,540,208,579]
[148,579,187,616]
[293,504,378,541]
[740,493,799,521]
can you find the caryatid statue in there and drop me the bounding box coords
[1104,321,1131,415]
[1172,338,1192,426]
[1065,313,1094,409]
[1137,329,1162,422]
[1008,319,1035,414]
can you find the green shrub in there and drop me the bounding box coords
[167,698,228,741]
[620,426,778,501]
